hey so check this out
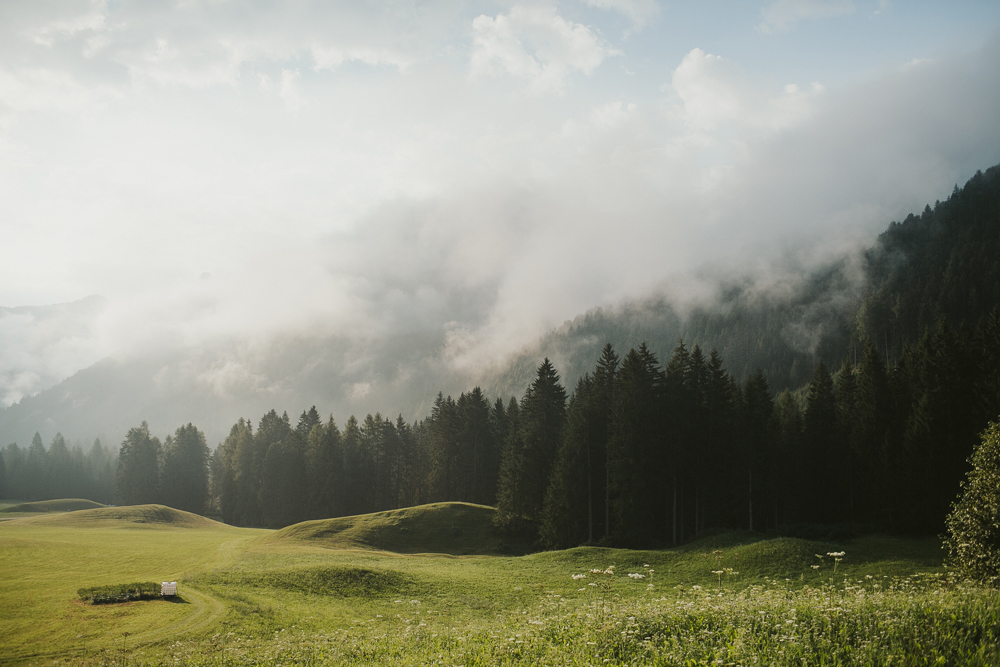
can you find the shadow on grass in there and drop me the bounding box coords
[162,595,191,604]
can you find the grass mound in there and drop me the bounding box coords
[0,498,105,513]
[25,503,225,529]
[201,564,416,599]
[269,502,509,555]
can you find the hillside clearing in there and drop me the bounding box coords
[0,501,989,666]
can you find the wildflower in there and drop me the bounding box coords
[811,565,820,570]
[572,574,587,580]
[628,573,646,579]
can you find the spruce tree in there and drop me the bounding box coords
[540,375,594,549]
[160,423,210,514]
[609,344,663,546]
[804,361,837,522]
[115,422,161,506]
[514,359,567,524]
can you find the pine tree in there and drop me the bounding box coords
[609,344,664,546]
[456,387,496,505]
[306,416,342,519]
[517,359,567,524]
[296,406,322,438]
[47,433,72,500]
[742,370,773,532]
[115,422,161,506]
[160,423,210,514]
[26,433,46,501]
[340,416,365,516]
[494,398,527,531]
[540,375,594,549]
[804,361,837,523]
[834,358,859,520]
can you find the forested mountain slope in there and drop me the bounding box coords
[486,164,1000,401]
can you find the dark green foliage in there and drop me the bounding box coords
[803,361,838,523]
[306,416,343,520]
[115,422,161,506]
[160,423,210,514]
[77,581,161,604]
[742,370,774,533]
[857,166,1000,357]
[0,437,114,505]
[608,344,664,546]
[944,419,1000,585]
[496,359,566,532]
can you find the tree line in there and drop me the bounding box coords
[3,310,997,549]
[0,433,116,504]
[207,308,999,544]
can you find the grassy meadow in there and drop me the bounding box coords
[1,502,998,666]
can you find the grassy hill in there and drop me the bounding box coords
[19,503,226,529]
[2,500,991,666]
[267,502,524,555]
[0,498,105,514]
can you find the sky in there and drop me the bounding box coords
[1,0,999,407]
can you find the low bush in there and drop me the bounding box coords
[77,581,162,604]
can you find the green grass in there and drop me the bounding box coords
[1,500,996,666]
[269,502,526,555]
[0,498,105,518]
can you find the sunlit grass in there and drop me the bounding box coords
[1,501,994,666]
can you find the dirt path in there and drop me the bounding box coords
[128,537,245,648]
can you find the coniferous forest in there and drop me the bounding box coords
[2,164,1000,549]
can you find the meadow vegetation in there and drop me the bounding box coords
[2,501,999,666]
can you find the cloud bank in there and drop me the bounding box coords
[0,1,998,413]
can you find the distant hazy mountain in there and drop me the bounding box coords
[2,164,997,451]
[0,295,109,407]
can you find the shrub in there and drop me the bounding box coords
[944,418,1000,585]
[77,581,162,604]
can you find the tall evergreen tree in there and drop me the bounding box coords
[516,359,567,524]
[160,423,210,514]
[47,433,72,500]
[541,374,594,549]
[306,416,342,519]
[258,411,305,528]
[494,398,527,530]
[742,370,773,532]
[609,344,664,546]
[456,387,496,505]
[115,422,161,506]
[25,433,46,501]
[803,361,838,523]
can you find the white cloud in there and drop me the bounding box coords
[0,2,998,416]
[590,100,636,128]
[24,0,107,47]
[470,6,619,92]
[582,0,660,31]
[671,48,821,132]
[757,0,855,34]
[310,45,411,72]
[279,68,306,110]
